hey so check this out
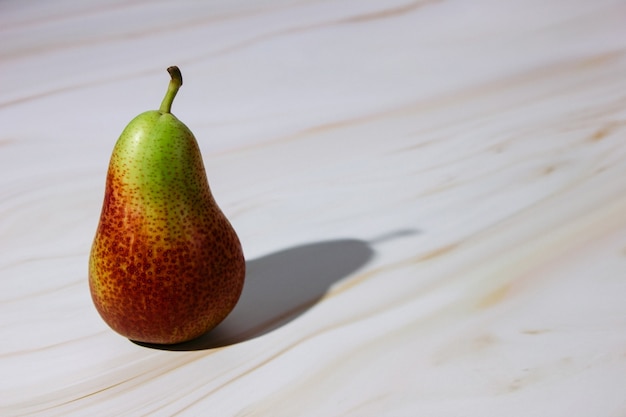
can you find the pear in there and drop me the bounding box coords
[89,66,245,345]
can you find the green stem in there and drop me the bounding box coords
[159,66,183,114]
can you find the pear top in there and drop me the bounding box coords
[159,66,183,114]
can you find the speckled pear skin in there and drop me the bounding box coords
[89,69,245,345]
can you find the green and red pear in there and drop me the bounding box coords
[89,66,245,345]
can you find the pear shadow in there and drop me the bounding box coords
[134,238,375,351]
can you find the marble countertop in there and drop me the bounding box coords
[2,0,626,416]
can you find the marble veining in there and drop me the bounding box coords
[1,0,626,416]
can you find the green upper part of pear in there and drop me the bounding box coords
[107,67,214,224]
[110,111,209,197]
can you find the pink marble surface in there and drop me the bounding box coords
[1,0,626,416]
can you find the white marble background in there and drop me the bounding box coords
[1,0,626,416]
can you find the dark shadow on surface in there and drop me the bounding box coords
[134,229,418,351]
[135,239,372,351]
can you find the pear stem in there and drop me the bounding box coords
[159,66,183,114]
